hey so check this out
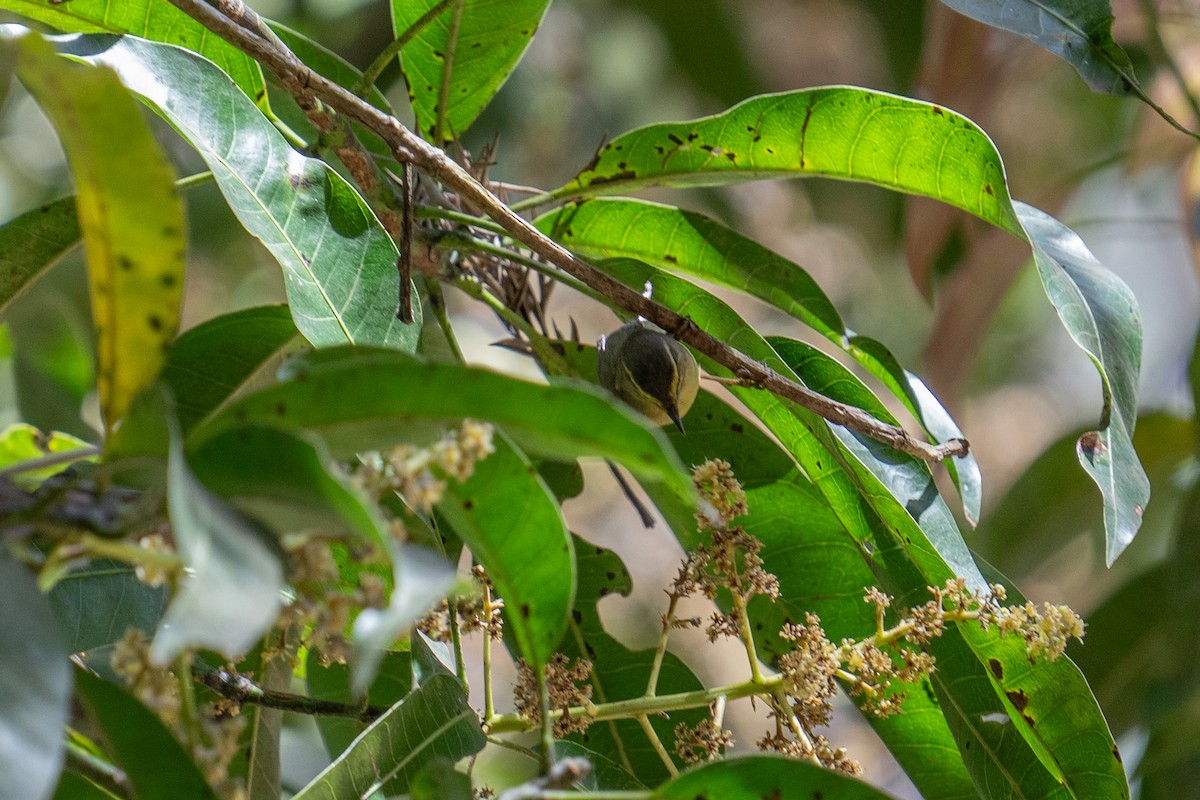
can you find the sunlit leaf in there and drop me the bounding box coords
[0,554,71,800]
[48,32,420,352]
[0,0,268,106]
[437,433,573,666]
[0,422,94,484]
[393,0,551,141]
[18,33,185,431]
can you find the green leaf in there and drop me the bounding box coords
[545,87,1021,236]
[293,674,485,799]
[938,0,1138,96]
[656,756,898,799]
[188,423,386,543]
[307,649,412,759]
[193,346,693,503]
[0,422,94,484]
[409,757,472,800]
[73,666,217,800]
[1015,202,1148,565]
[536,197,982,522]
[51,770,121,800]
[557,537,705,786]
[50,32,420,352]
[393,0,551,142]
[0,196,81,317]
[161,306,301,436]
[436,432,573,665]
[150,397,284,664]
[0,554,71,800]
[18,33,185,432]
[0,1,268,107]
[47,559,167,655]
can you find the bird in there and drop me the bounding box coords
[598,319,699,434]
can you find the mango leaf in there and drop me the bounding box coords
[73,666,217,800]
[307,650,413,759]
[656,756,898,800]
[0,0,267,107]
[436,432,573,666]
[1016,202,1147,565]
[47,559,167,655]
[0,422,94,484]
[192,346,693,503]
[161,306,302,436]
[393,0,551,141]
[0,196,80,316]
[536,197,982,523]
[0,554,71,800]
[150,400,284,665]
[557,537,706,786]
[544,88,1146,562]
[543,87,1021,236]
[293,674,485,799]
[18,33,185,432]
[45,31,421,352]
[938,0,1138,96]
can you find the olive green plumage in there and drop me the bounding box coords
[598,320,700,433]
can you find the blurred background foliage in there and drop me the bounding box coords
[2,0,1199,795]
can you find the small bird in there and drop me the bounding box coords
[598,319,700,433]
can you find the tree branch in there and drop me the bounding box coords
[163,0,968,464]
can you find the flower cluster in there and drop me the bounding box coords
[419,565,504,642]
[513,654,594,737]
[674,716,734,764]
[355,420,495,513]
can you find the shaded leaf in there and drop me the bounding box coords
[0,554,71,800]
[51,32,420,352]
[938,0,1138,96]
[150,398,284,665]
[47,559,167,655]
[293,674,485,799]
[18,33,185,431]
[307,649,412,759]
[393,0,551,141]
[656,756,899,799]
[0,196,80,317]
[73,666,216,800]
[436,433,573,666]
[1015,202,1147,565]
[194,346,693,503]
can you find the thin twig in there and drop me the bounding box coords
[196,665,391,721]
[161,0,970,464]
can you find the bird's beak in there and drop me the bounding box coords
[668,404,686,434]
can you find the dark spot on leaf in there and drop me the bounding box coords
[1078,431,1107,461]
[617,161,627,169]
[667,133,683,145]
[1006,689,1028,712]
[605,571,616,581]
[519,603,530,619]
[594,545,604,554]
[815,460,821,469]
[654,145,664,155]
[572,610,582,624]
[598,586,610,597]
[984,184,994,196]
[725,151,736,162]
[586,170,637,186]
[964,739,971,749]
[463,499,474,510]
[118,255,135,271]
[988,659,1003,680]
[1113,745,1122,763]
[730,423,743,433]
[766,147,776,155]
[160,273,178,289]
[664,254,677,263]
[147,314,163,331]
[39,205,51,213]
[471,42,481,48]
[432,50,444,59]
[932,106,944,116]
[274,402,286,416]
[686,132,698,141]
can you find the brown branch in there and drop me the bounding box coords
[163,0,968,464]
[197,665,390,721]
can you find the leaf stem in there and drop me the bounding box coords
[354,0,458,96]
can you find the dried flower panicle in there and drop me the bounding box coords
[757,729,862,776]
[111,628,181,723]
[693,458,748,530]
[513,655,594,737]
[674,717,734,764]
